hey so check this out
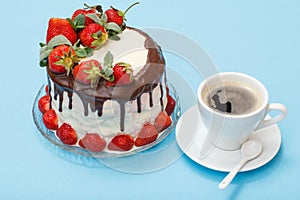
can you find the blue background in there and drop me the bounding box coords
[0,0,299,199]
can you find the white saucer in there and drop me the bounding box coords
[175,105,282,172]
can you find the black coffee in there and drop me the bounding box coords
[205,83,261,115]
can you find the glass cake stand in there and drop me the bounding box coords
[32,82,181,159]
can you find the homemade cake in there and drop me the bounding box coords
[38,3,176,154]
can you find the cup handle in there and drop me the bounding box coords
[255,103,287,131]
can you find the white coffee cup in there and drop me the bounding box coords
[197,72,287,151]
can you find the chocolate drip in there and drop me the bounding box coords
[53,84,64,112]
[47,78,53,109]
[160,83,164,111]
[67,89,106,117]
[119,101,126,131]
[137,95,141,113]
[76,93,90,116]
[149,91,153,107]
[95,99,105,117]
[53,85,58,101]
[67,91,73,109]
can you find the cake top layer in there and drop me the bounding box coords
[46,27,165,100]
[81,28,148,76]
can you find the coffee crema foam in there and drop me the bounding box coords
[202,82,262,115]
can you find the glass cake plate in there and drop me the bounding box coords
[32,82,181,158]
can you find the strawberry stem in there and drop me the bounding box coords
[123,2,140,16]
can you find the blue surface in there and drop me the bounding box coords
[0,0,299,199]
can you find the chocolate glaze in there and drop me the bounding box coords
[47,27,166,131]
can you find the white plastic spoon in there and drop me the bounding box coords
[219,140,263,189]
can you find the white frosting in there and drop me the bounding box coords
[81,29,149,76]
[50,78,167,140]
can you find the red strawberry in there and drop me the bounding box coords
[38,95,50,114]
[105,2,139,26]
[45,85,49,94]
[79,23,108,49]
[135,123,158,147]
[48,45,78,74]
[79,133,106,152]
[73,60,102,86]
[110,62,133,85]
[108,134,134,151]
[42,109,58,130]
[165,94,176,116]
[46,18,77,44]
[56,123,77,145]
[154,111,172,132]
[71,9,96,26]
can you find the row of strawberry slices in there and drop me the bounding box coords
[38,85,175,153]
[40,3,139,86]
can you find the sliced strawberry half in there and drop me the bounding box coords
[79,133,106,152]
[42,109,58,130]
[108,134,134,151]
[38,95,50,114]
[56,123,77,145]
[165,94,176,116]
[134,123,158,147]
[154,111,172,132]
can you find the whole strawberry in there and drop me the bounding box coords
[56,123,77,145]
[110,62,133,85]
[108,134,134,151]
[38,95,50,114]
[79,23,108,49]
[105,2,139,27]
[79,133,106,152]
[46,18,77,44]
[48,45,78,74]
[73,60,102,86]
[42,109,58,130]
[71,9,96,26]
[135,123,158,147]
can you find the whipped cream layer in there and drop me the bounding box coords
[49,78,167,139]
[81,28,149,76]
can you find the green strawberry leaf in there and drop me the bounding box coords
[92,31,102,40]
[75,47,93,58]
[39,48,53,66]
[74,14,85,26]
[101,67,114,82]
[109,34,121,41]
[39,58,48,67]
[101,13,108,23]
[103,51,113,68]
[105,22,122,33]
[47,35,72,49]
[104,67,114,77]
[39,42,46,47]
[66,18,76,30]
[86,13,101,24]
